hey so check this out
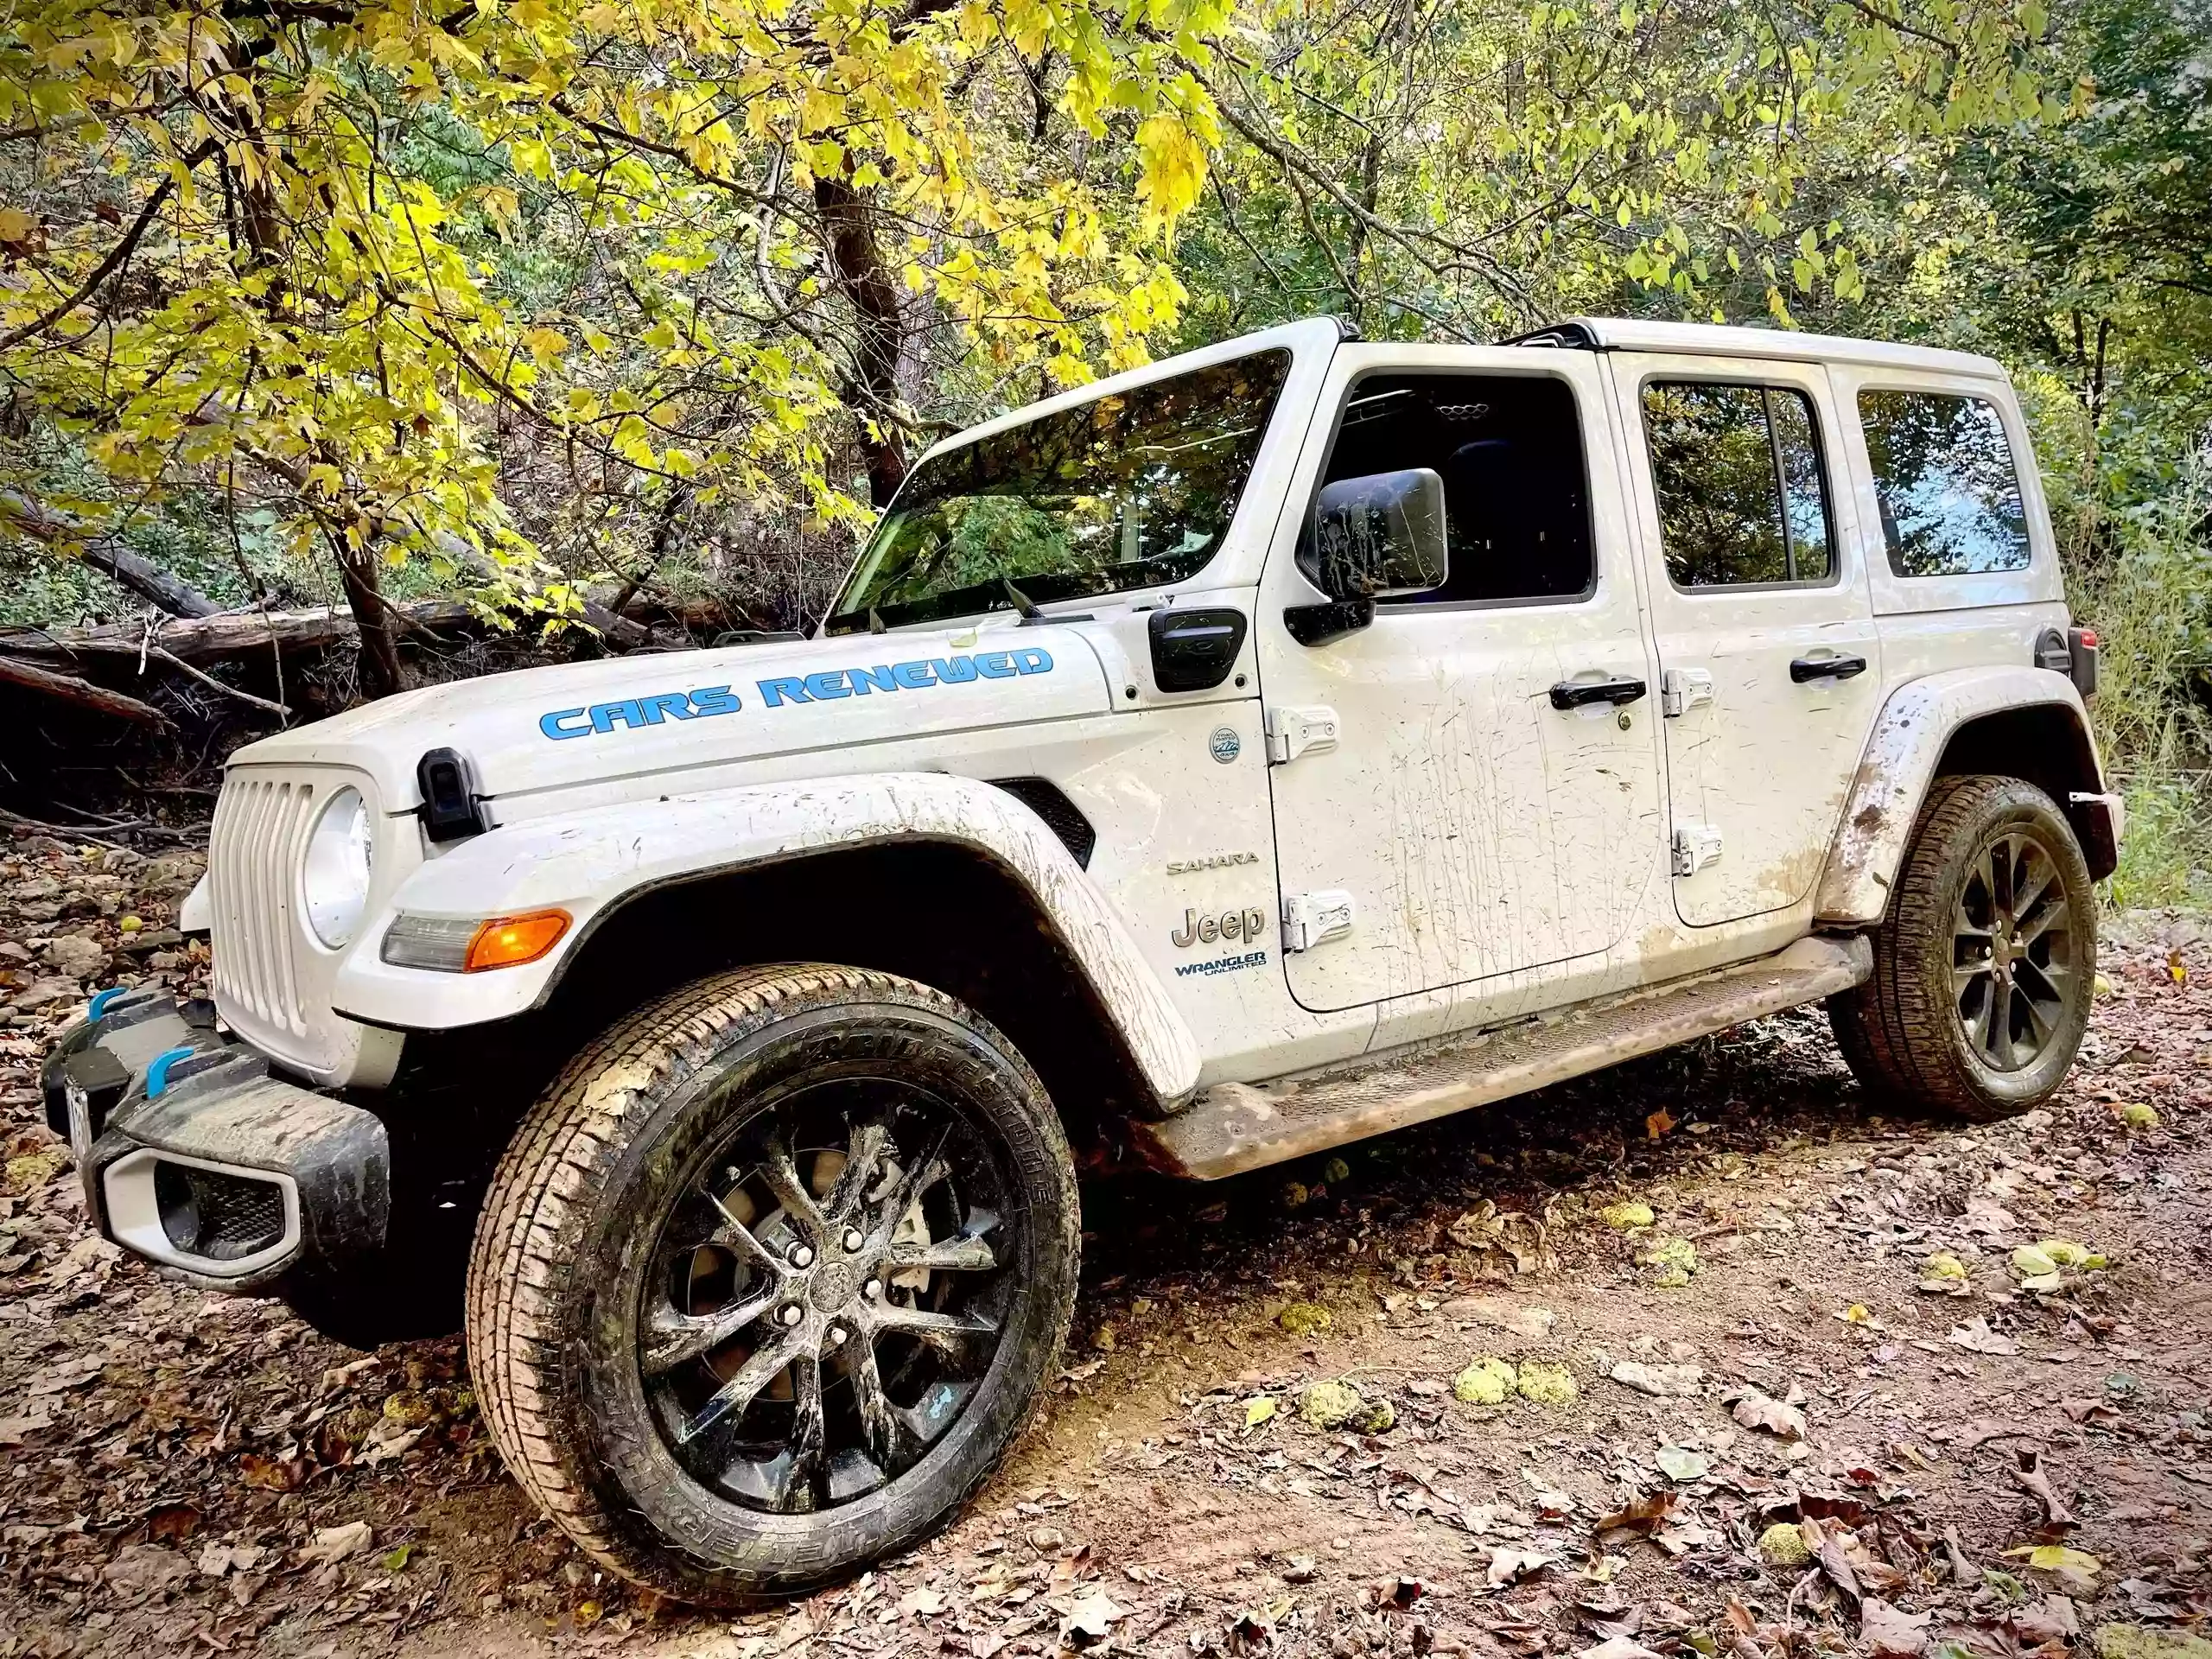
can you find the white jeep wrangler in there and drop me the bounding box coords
[45,315,2116,1603]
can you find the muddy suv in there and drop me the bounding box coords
[45,316,2116,1604]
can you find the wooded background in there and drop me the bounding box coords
[0,0,2206,892]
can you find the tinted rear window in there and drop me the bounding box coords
[1859,390,2031,577]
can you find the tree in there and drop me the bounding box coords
[1172,0,2076,348]
[0,0,1230,692]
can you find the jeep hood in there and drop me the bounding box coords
[226,621,1116,809]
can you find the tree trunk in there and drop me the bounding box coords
[81,542,222,618]
[814,176,911,507]
[331,538,406,699]
[0,597,475,665]
[0,656,171,726]
[1,492,221,618]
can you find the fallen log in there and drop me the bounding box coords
[2,493,222,618]
[0,655,172,726]
[0,598,480,667]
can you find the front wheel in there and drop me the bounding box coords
[466,964,1079,1606]
[1829,774,2097,1122]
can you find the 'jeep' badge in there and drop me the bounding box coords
[1172,907,1268,949]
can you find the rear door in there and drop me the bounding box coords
[1611,354,1883,927]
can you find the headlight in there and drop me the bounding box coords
[302,787,374,949]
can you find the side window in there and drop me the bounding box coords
[1859,390,2031,576]
[1641,382,1834,588]
[1318,373,1594,606]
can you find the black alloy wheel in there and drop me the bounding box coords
[640,1094,1014,1514]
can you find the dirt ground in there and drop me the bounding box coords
[4,830,2212,1659]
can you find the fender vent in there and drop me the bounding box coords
[988,779,1096,868]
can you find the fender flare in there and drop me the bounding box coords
[330,772,1202,1105]
[1815,665,2119,926]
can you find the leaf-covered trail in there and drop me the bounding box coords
[4,833,2210,1659]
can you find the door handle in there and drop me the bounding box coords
[1789,654,1868,683]
[1549,677,1648,710]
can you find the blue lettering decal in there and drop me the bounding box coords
[539,684,744,740]
[542,640,1059,740]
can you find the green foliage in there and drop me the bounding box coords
[0,0,1237,653]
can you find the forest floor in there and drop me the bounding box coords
[4,832,2212,1659]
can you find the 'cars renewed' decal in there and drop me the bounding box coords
[537,648,1055,741]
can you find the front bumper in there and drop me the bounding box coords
[42,988,391,1290]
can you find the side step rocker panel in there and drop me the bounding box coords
[1136,935,1872,1179]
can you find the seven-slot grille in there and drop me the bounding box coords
[207,775,322,1039]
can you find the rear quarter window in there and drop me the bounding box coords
[1859,390,2031,577]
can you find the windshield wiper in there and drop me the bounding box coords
[1005,578,1091,626]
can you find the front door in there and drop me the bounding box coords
[1609,355,1884,927]
[1255,346,1668,1013]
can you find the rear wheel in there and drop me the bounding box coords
[467,964,1078,1605]
[1828,774,2096,1122]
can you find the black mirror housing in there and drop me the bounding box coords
[1301,467,1449,601]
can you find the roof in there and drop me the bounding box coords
[1514,318,2007,378]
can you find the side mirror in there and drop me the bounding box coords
[1302,467,1449,601]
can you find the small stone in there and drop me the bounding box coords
[40,935,105,979]
[1516,1361,1577,1405]
[1600,1201,1655,1230]
[1442,1296,1555,1338]
[104,1542,194,1597]
[1758,1522,1811,1567]
[1277,1301,1332,1336]
[1452,1357,1516,1405]
[13,977,80,1010]
[1607,1359,1703,1397]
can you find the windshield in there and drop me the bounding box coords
[826,348,1293,633]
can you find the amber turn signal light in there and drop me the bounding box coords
[463,909,571,972]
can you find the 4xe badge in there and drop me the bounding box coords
[1172,906,1268,950]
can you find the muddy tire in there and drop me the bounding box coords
[466,964,1078,1606]
[1828,774,2096,1122]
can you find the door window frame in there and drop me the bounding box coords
[1609,353,1866,607]
[1637,376,1844,594]
[1629,366,1847,597]
[1827,362,2063,617]
[1306,364,1603,614]
[1258,346,1627,622]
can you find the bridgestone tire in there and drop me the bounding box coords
[466,964,1078,1606]
[1828,775,2097,1122]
